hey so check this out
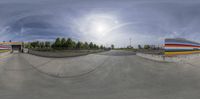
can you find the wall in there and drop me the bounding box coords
[165,38,200,56]
[136,52,200,63]
[0,45,11,50]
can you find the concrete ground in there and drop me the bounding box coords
[0,50,200,99]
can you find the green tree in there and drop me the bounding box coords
[138,45,142,49]
[54,38,61,48]
[24,42,28,48]
[30,42,35,48]
[30,41,39,48]
[71,41,76,49]
[35,41,40,48]
[76,41,83,49]
[51,43,55,48]
[24,42,31,48]
[144,45,150,49]
[83,42,89,49]
[100,45,104,49]
[93,44,97,49]
[93,44,99,49]
[80,42,84,49]
[40,42,45,48]
[65,38,74,49]
[61,38,66,48]
[111,44,114,49]
[45,41,51,48]
[89,42,94,49]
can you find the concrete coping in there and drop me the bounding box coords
[136,52,200,62]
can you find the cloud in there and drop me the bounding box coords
[0,0,200,47]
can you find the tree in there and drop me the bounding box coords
[80,42,84,49]
[39,42,45,48]
[93,44,97,49]
[30,41,40,48]
[54,38,61,48]
[96,45,99,49]
[30,42,35,48]
[138,45,142,49]
[76,41,83,49]
[144,45,150,49]
[51,43,55,48]
[61,38,66,48]
[24,42,31,48]
[100,45,103,49]
[83,42,89,49]
[35,41,40,48]
[89,42,94,49]
[71,41,76,49]
[45,41,51,48]
[93,44,99,49]
[65,38,74,49]
[111,44,114,49]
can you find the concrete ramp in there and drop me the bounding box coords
[182,56,200,67]
[21,54,109,77]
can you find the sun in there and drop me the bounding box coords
[75,14,119,39]
[96,23,106,33]
[91,21,109,36]
[87,14,118,37]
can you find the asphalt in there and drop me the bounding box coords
[0,50,200,99]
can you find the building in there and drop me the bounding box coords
[0,45,11,50]
[0,42,23,52]
[165,38,200,56]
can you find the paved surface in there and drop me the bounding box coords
[0,50,200,99]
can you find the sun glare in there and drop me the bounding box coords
[92,21,109,36]
[96,24,106,33]
[75,14,119,40]
[88,14,118,37]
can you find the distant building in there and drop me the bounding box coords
[0,45,11,50]
[165,38,200,56]
[0,42,23,52]
[127,45,133,49]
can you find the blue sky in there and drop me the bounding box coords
[0,0,200,47]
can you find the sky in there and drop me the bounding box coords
[0,0,200,47]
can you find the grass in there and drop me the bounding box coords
[0,50,10,53]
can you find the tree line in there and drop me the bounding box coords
[25,38,106,50]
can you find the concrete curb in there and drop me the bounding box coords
[136,52,200,63]
[136,53,166,62]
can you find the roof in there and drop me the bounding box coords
[0,42,22,45]
[165,38,200,45]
